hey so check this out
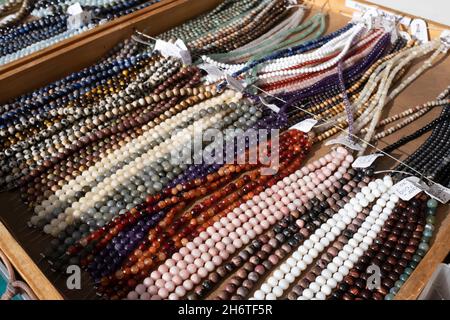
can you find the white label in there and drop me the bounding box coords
[67,11,92,30]
[198,63,224,82]
[392,178,422,201]
[346,0,410,27]
[67,2,83,15]
[440,30,450,48]
[399,31,412,41]
[352,153,383,168]
[225,74,245,92]
[408,177,450,204]
[427,183,450,204]
[346,0,372,12]
[326,136,364,151]
[290,118,318,133]
[175,39,192,65]
[260,97,280,113]
[410,19,429,43]
[154,39,191,64]
[381,19,398,43]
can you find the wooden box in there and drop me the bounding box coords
[0,0,448,300]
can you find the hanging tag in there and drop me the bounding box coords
[381,18,398,43]
[408,177,450,204]
[260,97,280,113]
[392,178,423,201]
[154,39,180,58]
[225,74,245,92]
[346,0,410,27]
[410,19,429,43]
[440,30,450,49]
[427,183,450,204]
[399,31,412,42]
[198,63,225,82]
[175,39,192,65]
[352,153,383,168]
[67,3,83,15]
[326,136,364,151]
[290,118,318,133]
[67,11,92,30]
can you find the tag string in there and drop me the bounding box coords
[130,30,444,186]
[248,83,441,186]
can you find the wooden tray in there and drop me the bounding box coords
[0,0,223,103]
[0,0,449,300]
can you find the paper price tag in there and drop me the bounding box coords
[154,39,192,65]
[440,30,450,48]
[260,97,280,113]
[225,74,245,92]
[399,31,412,42]
[290,118,318,133]
[427,183,450,204]
[154,39,179,57]
[392,178,422,201]
[67,3,83,15]
[346,0,410,27]
[352,153,383,168]
[175,39,192,65]
[67,11,92,30]
[326,136,364,151]
[408,177,450,204]
[410,19,429,43]
[198,63,224,82]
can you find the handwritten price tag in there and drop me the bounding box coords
[392,178,422,201]
[260,97,280,113]
[225,74,245,92]
[326,136,364,151]
[352,153,383,169]
[290,118,318,133]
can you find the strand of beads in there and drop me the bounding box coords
[298,176,398,300]
[33,90,240,235]
[251,175,394,299]
[128,146,351,299]
[93,130,310,299]
[204,167,370,300]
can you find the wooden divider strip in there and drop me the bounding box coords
[0,221,63,300]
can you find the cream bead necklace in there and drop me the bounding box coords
[315,39,446,144]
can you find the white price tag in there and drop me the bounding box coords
[175,39,192,65]
[427,183,450,204]
[67,11,92,30]
[290,118,318,133]
[410,19,429,43]
[260,97,280,113]
[440,30,450,48]
[399,31,412,42]
[225,74,245,92]
[198,63,224,82]
[352,153,383,168]
[326,136,364,151]
[67,3,83,15]
[154,39,192,65]
[408,177,450,204]
[346,0,410,27]
[392,178,422,201]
